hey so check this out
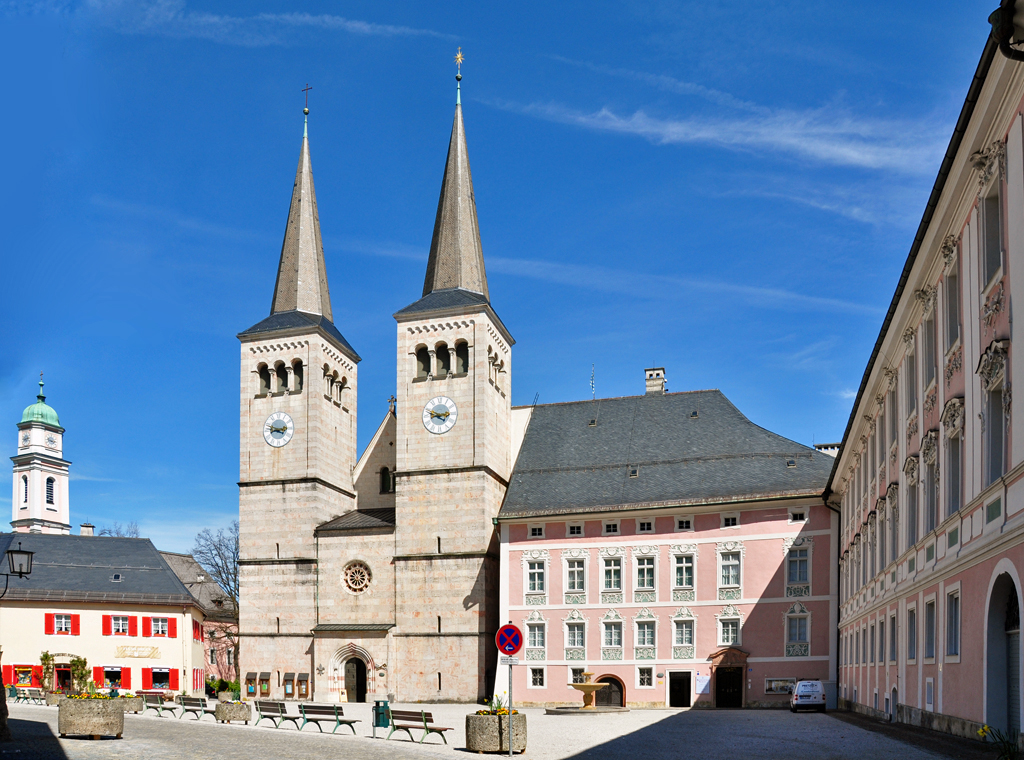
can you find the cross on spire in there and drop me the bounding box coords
[302,83,312,110]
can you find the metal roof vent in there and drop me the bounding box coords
[690,410,698,418]
[629,467,639,478]
[589,419,597,427]
[787,459,797,468]
[111,573,123,582]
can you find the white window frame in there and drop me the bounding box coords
[636,518,654,534]
[925,677,935,711]
[674,617,695,646]
[906,603,918,664]
[564,556,587,594]
[634,552,657,591]
[786,544,811,587]
[152,617,169,636]
[721,512,740,529]
[716,605,743,647]
[717,543,744,593]
[673,553,695,590]
[521,550,550,604]
[945,582,961,662]
[635,620,656,647]
[788,507,808,524]
[603,621,623,648]
[527,622,546,649]
[112,615,129,635]
[527,562,546,593]
[602,520,621,536]
[602,557,622,591]
[675,515,694,532]
[568,667,587,685]
[527,666,547,689]
[528,524,545,539]
[636,666,655,689]
[566,522,583,538]
[785,606,810,649]
[55,614,72,633]
[565,621,586,649]
[923,593,937,662]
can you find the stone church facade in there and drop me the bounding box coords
[237,83,511,703]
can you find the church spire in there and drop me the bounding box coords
[421,53,489,300]
[270,104,333,320]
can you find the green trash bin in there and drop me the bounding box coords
[372,700,390,738]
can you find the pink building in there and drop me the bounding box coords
[833,32,1024,737]
[497,371,837,708]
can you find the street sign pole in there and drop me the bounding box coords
[508,661,513,758]
[495,622,524,756]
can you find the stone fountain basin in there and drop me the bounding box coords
[544,706,630,715]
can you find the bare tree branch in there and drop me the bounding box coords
[191,521,239,609]
[98,521,139,537]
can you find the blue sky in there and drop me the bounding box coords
[0,1,994,551]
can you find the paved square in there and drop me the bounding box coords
[7,703,961,759]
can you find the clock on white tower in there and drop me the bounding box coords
[422,396,458,434]
[263,412,294,447]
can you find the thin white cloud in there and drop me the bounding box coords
[837,388,858,400]
[489,99,944,176]
[69,472,124,482]
[64,1,452,46]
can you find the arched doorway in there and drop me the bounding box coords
[988,572,1021,732]
[344,658,367,703]
[595,676,624,707]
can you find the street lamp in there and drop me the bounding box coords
[0,541,33,598]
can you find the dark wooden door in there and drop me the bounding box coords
[669,672,691,707]
[715,667,743,708]
[596,677,623,707]
[344,659,367,702]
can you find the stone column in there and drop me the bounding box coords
[428,350,436,379]
[446,348,455,377]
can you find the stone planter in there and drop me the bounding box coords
[117,696,144,714]
[45,693,61,706]
[214,702,251,724]
[465,713,527,753]
[57,698,124,739]
[217,691,234,703]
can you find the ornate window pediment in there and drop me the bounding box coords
[977,340,1009,391]
[598,546,624,558]
[602,609,622,621]
[921,430,939,466]
[561,548,589,559]
[915,286,937,318]
[673,607,696,619]
[716,605,742,620]
[520,548,550,567]
[941,397,965,437]
[782,536,814,555]
[525,609,546,622]
[886,482,899,506]
[903,455,920,486]
[563,609,586,622]
[670,543,698,556]
[940,234,960,272]
[716,540,745,556]
[633,607,657,620]
[971,139,1006,190]
[785,601,809,618]
[633,545,658,556]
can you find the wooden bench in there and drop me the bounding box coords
[143,693,177,717]
[17,688,46,704]
[254,701,300,729]
[177,696,217,721]
[298,703,360,734]
[387,709,453,744]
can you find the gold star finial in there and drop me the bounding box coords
[455,47,464,74]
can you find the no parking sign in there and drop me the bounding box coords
[496,624,524,655]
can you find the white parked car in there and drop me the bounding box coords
[790,680,826,712]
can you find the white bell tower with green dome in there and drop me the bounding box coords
[11,378,71,534]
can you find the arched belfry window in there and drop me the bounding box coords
[455,342,469,375]
[415,347,430,379]
[46,477,55,505]
[380,467,395,494]
[22,475,28,504]
[275,363,288,393]
[257,365,271,396]
[436,343,451,376]
[291,360,304,392]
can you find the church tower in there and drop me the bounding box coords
[11,379,71,534]
[392,66,514,700]
[237,108,360,682]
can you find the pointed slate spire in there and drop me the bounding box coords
[422,70,489,300]
[270,110,333,320]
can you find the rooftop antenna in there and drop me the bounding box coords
[532,392,539,407]
[590,364,595,400]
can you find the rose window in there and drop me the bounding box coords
[344,562,371,593]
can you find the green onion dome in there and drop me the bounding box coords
[21,381,60,427]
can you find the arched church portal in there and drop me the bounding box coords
[329,644,374,703]
[988,570,1022,733]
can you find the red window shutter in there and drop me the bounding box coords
[121,667,131,690]
[142,617,152,637]
[44,613,55,635]
[201,625,205,642]
[168,618,177,639]
[1,666,11,686]
[70,615,81,636]
[142,668,152,690]
[32,666,43,687]
[129,616,138,637]
[168,669,179,690]
[93,666,104,687]
[102,615,112,636]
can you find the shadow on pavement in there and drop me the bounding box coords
[6,717,68,760]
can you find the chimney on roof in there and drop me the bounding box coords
[645,367,666,395]
[80,523,94,536]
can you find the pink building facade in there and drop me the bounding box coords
[833,35,1024,737]
[497,377,837,708]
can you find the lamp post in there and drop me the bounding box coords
[1,541,34,742]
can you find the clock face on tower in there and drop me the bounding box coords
[263,412,294,448]
[422,396,458,435]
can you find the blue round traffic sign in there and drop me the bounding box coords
[496,624,524,655]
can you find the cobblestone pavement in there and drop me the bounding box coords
[6,702,965,760]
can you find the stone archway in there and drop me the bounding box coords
[987,570,1022,732]
[594,675,625,707]
[708,647,749,708]
[329,644,376,703]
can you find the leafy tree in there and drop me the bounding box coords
[69,657,90,694]
[38,652,55,692]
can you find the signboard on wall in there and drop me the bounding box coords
[765,678,796,694]
[695,675,711,694]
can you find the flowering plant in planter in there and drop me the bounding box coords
[978,725,1022,760]
[475,695,518,716]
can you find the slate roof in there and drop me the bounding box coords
[312,623,395,632]
[238,310,360,361]
[499,390,832,519]
[0,533,197,606]
[393,288,514,345]
[316,508,396,534]
[160,551,236,622]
